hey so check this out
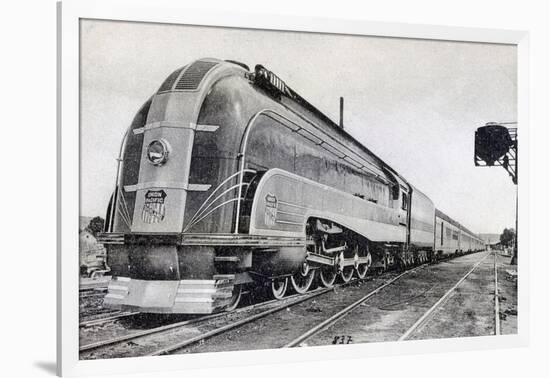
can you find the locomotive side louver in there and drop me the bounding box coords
[157,66,186,93]
[174,60,219,91]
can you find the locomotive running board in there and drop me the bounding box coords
[98,232,306,248]
[180,233,306,247]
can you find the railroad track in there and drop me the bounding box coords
[80,250,490,359]
[80,284,341,357]
[397,251,497,341]
[79,285,108,299]
[81,267,406,358]
[79,311,140,328]
[111,265,427,357]
[282,251,494,347]
[79,282,109,293]
[282,267,421,348]
[79,291,107,299]
[146,284,342,356]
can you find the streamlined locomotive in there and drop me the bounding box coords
[99,58,484,314]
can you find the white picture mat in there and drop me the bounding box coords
[58,0,530,376]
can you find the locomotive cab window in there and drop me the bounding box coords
[391,184,400,200]
[401,192,408,210]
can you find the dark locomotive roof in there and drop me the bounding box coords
[155,59,407,188]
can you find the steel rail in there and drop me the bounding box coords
[147,285,337,356]
[282,265,426,348]
[148,264,428,355]
[79,289,108,297]
[79,311,140,328]
[145,271,385,356]
[80,310,228,353]
[81,251,486,357]
[80,288,327,354]
[79,292,108,299]
[398,251,491,341]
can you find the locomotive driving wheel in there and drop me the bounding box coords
[226,284,242,311]
[319,266,337,288]
[270,277,288,299]
[290,262,315,294]
[339,251,355,283]
[355,245,372,279]
[340,267,354,283]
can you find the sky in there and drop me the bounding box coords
[80,19,517,234]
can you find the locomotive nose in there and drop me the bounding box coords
[126,121,196,233]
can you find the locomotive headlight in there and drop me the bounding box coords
[146,139,170,166]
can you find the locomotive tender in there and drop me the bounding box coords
[99,58,484,314]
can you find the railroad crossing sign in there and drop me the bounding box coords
[474,122,517,185]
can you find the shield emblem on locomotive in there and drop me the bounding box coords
[142,189,167,223]
[264,193,278,227]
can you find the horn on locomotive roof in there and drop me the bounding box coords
[253,64,342,131]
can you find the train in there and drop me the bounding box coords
[98,58,485,314]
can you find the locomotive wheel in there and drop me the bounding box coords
[340,267,354,283]
[355,251,372,279]
[338,250,354,283]
[271,277,288,300]
[226,284,242,311]
[356,264,368,279]
[397,257,405,272]
[319,266,337,288]
[290,263,315,294]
